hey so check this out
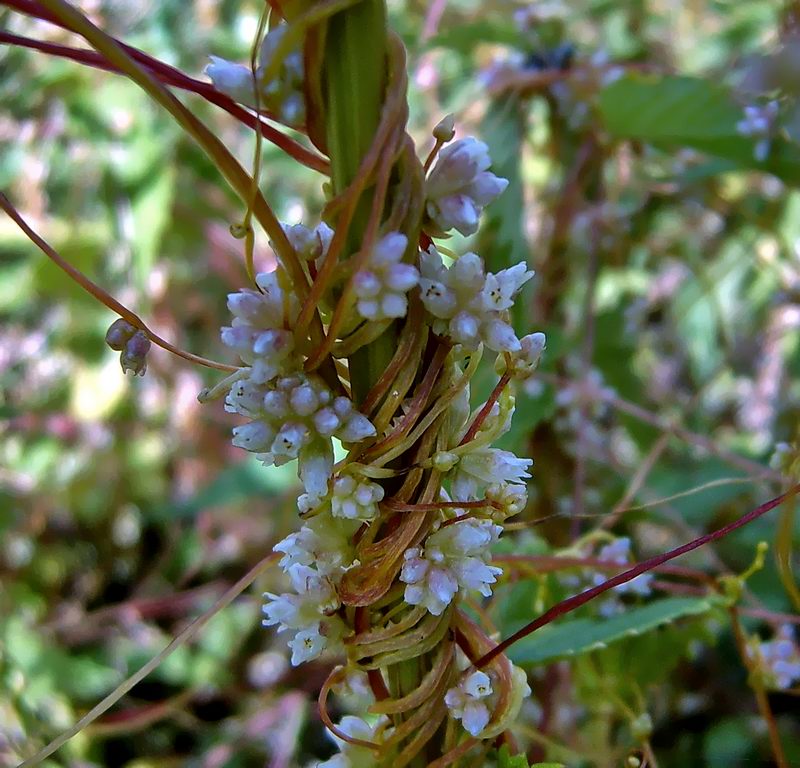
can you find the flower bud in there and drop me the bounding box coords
[120,331,151,376]
[105,318,137,351]
[433,113,456,142]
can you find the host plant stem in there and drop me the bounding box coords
[323,2,430,763]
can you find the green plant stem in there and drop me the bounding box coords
[323,0,396,405]
[324,5,429,764]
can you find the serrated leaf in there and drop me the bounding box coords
[599,74,800,184]
[507,596,719,666]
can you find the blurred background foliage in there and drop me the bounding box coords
[1,0,800,766]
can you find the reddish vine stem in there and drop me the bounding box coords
[475,486,799,668]
[729,606,789,768]
[0,193,237,373]
[0,12,329,173]
[458,371,511,447]
[495,554,712,583]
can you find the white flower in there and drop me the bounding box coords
[273,511,359,576]
[450,447,532,500]
[485,481,528,519]
[207,25,305,125]
[257,26,305,125]
[752,624,800,690]
[205,56,255,104]
[282,221,334,263]
[592,538,653,597]
[262,564,346,665]
[400,518,503,615]
[317,716,386,768]
[222,270,300,384]
[505,332,546,382]
[444,670,494,736]
[353,232,419,320]
[331,474,385,521]
[226,372,376,501]
[425,137,508,236]
[419,248,533,352]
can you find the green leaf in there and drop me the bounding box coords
[427,20,520,55]
[131,166,176,291]
[508,596,719,666]
[599,74,800,184]
[479,93,530,332]
[496,744,566,768]
[150,454,296,521]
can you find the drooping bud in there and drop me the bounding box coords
[120,331,152,377]
[105,318,137,351]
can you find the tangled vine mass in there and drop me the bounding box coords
[5,0,800,766]
[201,13,545,765]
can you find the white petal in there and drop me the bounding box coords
[461,701,491,736]
[339,413,377,442]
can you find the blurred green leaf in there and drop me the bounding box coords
[599,74,800,184]
[427,20,519,55]
[151,454,296,521]
[131,166,176,290]
[508,597,719,666]
[497,744,565,768]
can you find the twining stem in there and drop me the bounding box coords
[0,193,236,373]
[0,25,328,173]
[476,486,798,668]
[729,606,789,768]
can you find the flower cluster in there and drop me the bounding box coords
[207,25,305,125]
[424,137,508,236]
[318,716,388,768]
[331,472,385,522]
[591,538,653,597]
[419,248,533,352]
[209,122,545,755]
[353,232,419,320]
[222,270,299,384]
[748,624,800,691]
[444,670,494,736]
[262,563,348,666]
[400,518,503,615]
[283,220,334,264]
[736,101,780,162]
[559,536,652,618]
[227,372,375,500]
